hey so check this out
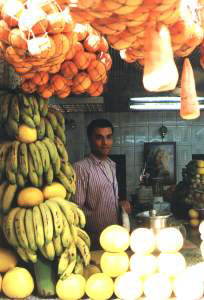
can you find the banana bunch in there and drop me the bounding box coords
[37,109,66,145]
[0,93,48,139]
[2,197,90,273]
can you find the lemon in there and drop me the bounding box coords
[85,273,114,300]
[188,209,199,219]
[130,228,156,254]
[100,251,129,278]
[56,274,86,300]
[100,225,130,252]
[2,267,34,298]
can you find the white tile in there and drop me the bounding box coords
[147,111,163,123]
[112,127,121,145]
[134,145,144,166]
[134,126,149,144]
[176,145,192,165]
[120,147,135,168]
[120,127,135,145]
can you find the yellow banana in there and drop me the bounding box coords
[33,205,45,248]
[74,256,84,275]
[48,197,75,225]
[14,208,29,249]
[45,200,63,237]
[68,240,77,262]
[3,207,20,247]
[0,181,8,211]
[76,207,86,228]
[43,241,55,261]
[39,202,54,243]
[60,259,77,280]
[69,223,78,243]
[61,213,72,248]
[25,208,37,251]
[2,184,18,214]
[77,227,91,249]
[10,141,20,174]
[58,248,70,275]
[24,248,37,263]
[16,247,29,263]
[53,234,64,257]
[76,236,91,267]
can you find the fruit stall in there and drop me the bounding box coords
[0,0,204,299]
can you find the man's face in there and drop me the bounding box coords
[89,127,113,159]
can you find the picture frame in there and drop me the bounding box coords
[144,142,176,186]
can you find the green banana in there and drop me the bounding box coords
[47,111,58,131]
[39,202,54,243]
[10,141,20,174]
[61,161,75,180]
[1,94,11,123]
[32,205,45,248]
[10,94,20,122]
[44,118,55,141]
[53,234,64,257]
[45,164,54,185]
[58,248,69,275]
[38,97,45,115]
[52,155,61,175]
[48,197,75,225]
[35,140,50,173]
[21,111,36,128]
[0,143,10,177]
[21,94,33,117]
[51,109,65,130]
[16,247,29,262]
[2,184,18,214]
[0,181,8,211]
[41,101,48,117]
[45,200,63,237]
[28,153,39,187]
[76,236,91,267]
[54,136,68,162]
[25,208,37,251]
[3,207,20,247]
[18,143,28,178]
[56,170,75,194]
[24,248,37,263]
[43,241,55,261]
[38,175,43,187]
[28,143,43,176]
[6,117,19,138]
[36,117,45,140]
[61,213,72,248]
[14,208,29,249]
[42,137,58,164]
[16,170,26,187]
[5,148,16,184]
[31,95,41,126]
[55,124,66,144]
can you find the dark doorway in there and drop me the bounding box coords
[109,154,126,200]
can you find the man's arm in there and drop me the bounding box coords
[72,163,88,208]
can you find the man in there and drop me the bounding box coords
[72,118,131,250]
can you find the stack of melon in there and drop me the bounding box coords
[0,0,112,98]
[60,224,204,300]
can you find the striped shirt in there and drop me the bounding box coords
[72,154,121,249]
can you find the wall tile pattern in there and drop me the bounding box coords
[65,111,204,198]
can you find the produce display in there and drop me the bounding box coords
[0,0,112,98]
[0,91,92,298]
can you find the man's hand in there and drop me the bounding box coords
[119,200,132,214]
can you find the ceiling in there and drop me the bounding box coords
[104,47,204,112]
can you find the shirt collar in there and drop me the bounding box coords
[89,153,115,167]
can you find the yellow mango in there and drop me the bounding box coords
[42,182,66,199]
[17,187,44,207]
[0,248,17,273]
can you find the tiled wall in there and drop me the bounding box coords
[65,110,204,197]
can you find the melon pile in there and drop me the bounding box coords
[0,0,112,98]
[77,224,204,300]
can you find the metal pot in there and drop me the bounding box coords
[135,209,173,234]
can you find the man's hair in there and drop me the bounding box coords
[87,118,114,139]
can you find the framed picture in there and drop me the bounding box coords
[144,142,176,186]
